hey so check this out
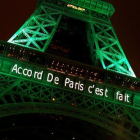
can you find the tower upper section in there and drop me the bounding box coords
[37,0,115,16]
[8,0,135,77]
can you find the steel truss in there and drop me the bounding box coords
[4,0,139,139]
[8,0,135,77]
[8,1,62,52]
[86,12,135,77]
[0,73,139,140]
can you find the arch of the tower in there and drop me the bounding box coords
[0,113,113,140]
[0,99,137,140]
[0,0,139,139]
[0,72,139,140]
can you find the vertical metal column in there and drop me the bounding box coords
[88,11,136,77]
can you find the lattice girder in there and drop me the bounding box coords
[4,0,139,139]
[88,17,135,77]
[0,73,139,140]
[42,0,115,16]
[8,0,135,77]
[8,3,62,51]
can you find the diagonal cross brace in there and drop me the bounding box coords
[0,79,22,97]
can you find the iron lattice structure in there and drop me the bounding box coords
[0,70,140,140]
[0,0,139,139]
[8,0,135,77]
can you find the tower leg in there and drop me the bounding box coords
[8,1,62,52]
[87,11,135,77]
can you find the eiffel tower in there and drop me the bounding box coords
[0,0,140,139]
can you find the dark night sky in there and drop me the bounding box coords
[0,0,140,78]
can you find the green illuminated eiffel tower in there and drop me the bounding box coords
[8,0,135,77]
[0,0,140,139]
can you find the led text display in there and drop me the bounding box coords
[11,64,132,104]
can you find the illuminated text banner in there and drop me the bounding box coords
[10,64,135,106]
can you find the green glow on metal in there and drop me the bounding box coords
[0,1,139,137]
[61,0,115,16]
[87,19,136,77]
[1,62,137,106]
[8,0,136,77]
[0,53,139,139]
[8,1,62,51]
